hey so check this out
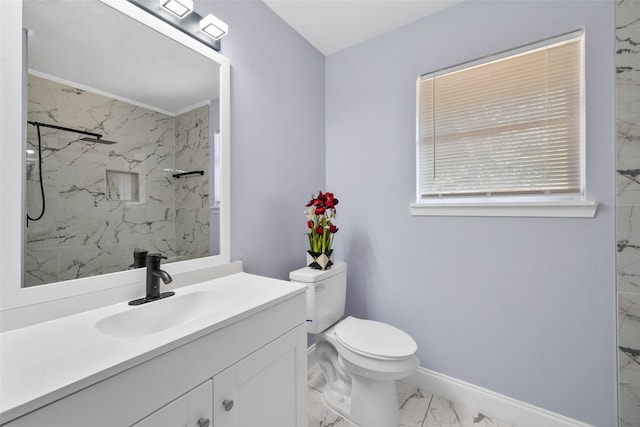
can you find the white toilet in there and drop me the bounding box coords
[290,261,419,427]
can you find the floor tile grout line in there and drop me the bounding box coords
[421,394,434,427]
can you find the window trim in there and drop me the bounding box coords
[410,200,598,218]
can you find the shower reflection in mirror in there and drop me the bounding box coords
[24,75,215,286]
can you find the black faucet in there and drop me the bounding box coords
[132,249,148,269]
[129,253,174,306]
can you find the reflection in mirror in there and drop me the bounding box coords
[23,0,222,287]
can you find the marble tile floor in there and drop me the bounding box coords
[308,363,516,427]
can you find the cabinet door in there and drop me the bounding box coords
[133,379,212,427]
[213,324,307,427]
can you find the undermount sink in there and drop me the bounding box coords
[95,290,237,337]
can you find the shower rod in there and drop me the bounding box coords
[27,121,117,144]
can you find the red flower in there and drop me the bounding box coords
[304,190,339,253]
[306,198,321,207]
[324,192,339,208]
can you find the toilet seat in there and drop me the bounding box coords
[334,316,417,360]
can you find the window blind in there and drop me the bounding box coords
[417,32,583,200]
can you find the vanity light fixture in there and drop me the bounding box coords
[199,14,228,40]
[128,0,226,51]
[159,0,193,19]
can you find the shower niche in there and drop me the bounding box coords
[106,170,140,202]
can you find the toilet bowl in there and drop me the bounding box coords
[290,262,419,427]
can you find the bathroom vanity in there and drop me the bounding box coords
[0,1,310,425]
[0,268,308,427]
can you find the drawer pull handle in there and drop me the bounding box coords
[197,418,210,427]
[222,399,234,412]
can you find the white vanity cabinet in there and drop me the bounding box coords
[134,325,307,427]
[133,380,213,427]
[213,324,306,426]
[1,278,308,427]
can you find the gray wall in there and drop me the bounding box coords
[197,0,616,425]
[325,1,616,426]
[197,0,326,279]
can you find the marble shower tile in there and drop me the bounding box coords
[56,165,106,208]
[147,172,174,207]
[106,145,152,173]
[142,137,176,175]
[609,2,638,426]
[175,207,208,258]
[175,175,209,209]
[25,164,59,236]
[23,248,59,287]
[617,0,640,83]
[146,237,178,259]
[619,292,640,427]
[107,207,175,245]
[27,75,63,125]
[175,106,210,219]
[616,83,640,126]
[619,293,640,376]
[617,149,640,203]
[25,224,59,250]
[617,205,640,292]
[620,380,640,427]
[58,245,110,281]
[175,106,209,169]
[149,112,176,146]
[59,88,142,144]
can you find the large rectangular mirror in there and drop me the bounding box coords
[0,0,229,315]
[23,0,227,286]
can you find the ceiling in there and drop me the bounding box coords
[23,0,220,116]
[22,0,461,114]
[262,0,463,56]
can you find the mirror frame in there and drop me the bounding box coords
[0,0,230,318]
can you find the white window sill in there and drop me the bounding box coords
[409,200,598,218]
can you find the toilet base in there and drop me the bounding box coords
[322,384,352,422]
[322,374,400,427]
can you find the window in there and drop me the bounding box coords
[413,31,596,217]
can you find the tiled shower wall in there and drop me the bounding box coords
[25,75,209,286]
[175,106,210,260]
[617,1,640,425]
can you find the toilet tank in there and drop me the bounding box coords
[289,261,347,334]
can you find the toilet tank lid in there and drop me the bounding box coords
[289,261,347,282]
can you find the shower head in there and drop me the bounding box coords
[79,137,118,145]
[28,122,118,145]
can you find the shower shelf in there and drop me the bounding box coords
[172,170,204,178]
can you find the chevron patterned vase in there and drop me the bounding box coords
[306,249,334,270]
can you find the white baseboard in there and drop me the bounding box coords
[307,345,593,427]
[404,367,594,427]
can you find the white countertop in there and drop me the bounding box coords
[0,272,305,424]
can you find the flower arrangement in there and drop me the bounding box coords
[304,191,339,254]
